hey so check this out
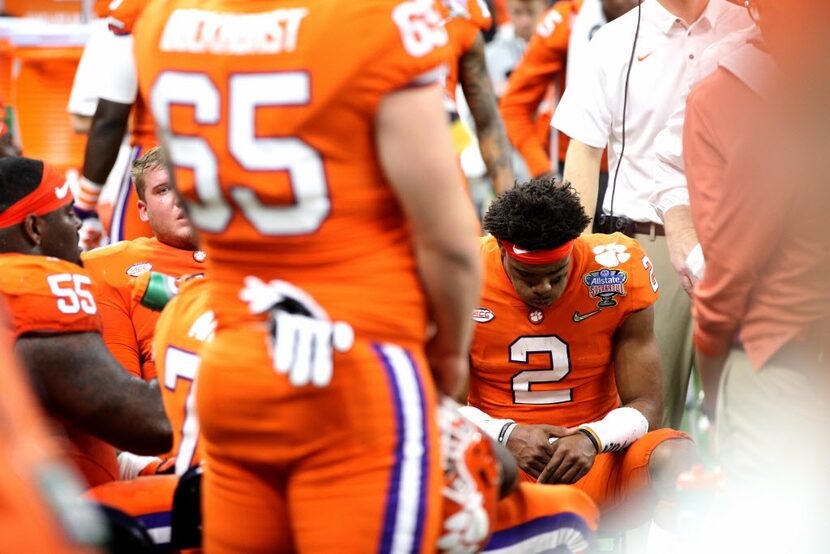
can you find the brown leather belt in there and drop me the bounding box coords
[631,221,665,237]
[596,215,665,238]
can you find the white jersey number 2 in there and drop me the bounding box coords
[150,71,330,236]
[510,335,573,405]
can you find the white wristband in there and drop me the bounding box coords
[579,407,649,453]
[117,452,161,480]
[457,405,517,444]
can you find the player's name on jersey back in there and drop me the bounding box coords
[159,8,307,54]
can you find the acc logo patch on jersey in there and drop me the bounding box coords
[126,262,153,277]
[472,307,495,323]
[583,269,627,308]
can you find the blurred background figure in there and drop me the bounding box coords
[687,0,830,551]
[552,0,751,430]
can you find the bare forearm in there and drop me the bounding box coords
[614,308,664,429]
[664,204,698,246]
[17,334,172,455]
[415,239,481,358]
[461,34,514,193]
[477,123,515,193]
[562,140,603,226]
[82,100,130,184]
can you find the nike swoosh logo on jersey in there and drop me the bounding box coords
[638,52,654,62]
[54,181,71,199]
[572,309,602,323]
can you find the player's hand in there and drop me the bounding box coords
[241,276,354,388]
[505,424,569,479]
[537,431,597,485]
[663,207,700,295]
[74,207,108,252]
[426,345,469,399]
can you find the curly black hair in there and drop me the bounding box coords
[483,178,590,250]
[0,157,43,213]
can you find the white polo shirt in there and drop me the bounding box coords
[552,0,750,223]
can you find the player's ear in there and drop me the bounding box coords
[137,200,149,222]
[22,213,43,246]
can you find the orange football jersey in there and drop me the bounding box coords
[440,0,493,101]
[107,0,157,150]
[152,277,212,475]
[0,254,119,487]
[134,0,451,345]
[469,234,659,428]
[499,0,575,176]
[82,237,207,381]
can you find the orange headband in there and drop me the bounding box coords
[0,164,73,229]
[499,239,573,264]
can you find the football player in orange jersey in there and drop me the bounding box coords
[83,147,206,382]
[148,276,598,553]
[76,0,156,249]
[441,0,515,194]
[499,0,635,181]
[463,179,697,531]
[0,305,106,553]
[134,1,481,552]
[0,156,172,487]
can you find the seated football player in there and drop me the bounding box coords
[146,274,599,553]
[0,156,172,487]
[463,179,697,531]
[83,146,206,382]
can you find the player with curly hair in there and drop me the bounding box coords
[462,178,697,532]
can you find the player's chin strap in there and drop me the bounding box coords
[578,407,649,454]
[457,405,518,445]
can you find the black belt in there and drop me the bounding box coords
[595,214,665,238]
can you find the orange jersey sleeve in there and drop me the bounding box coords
[441,0,494,100]
[153,277,212,473]
[499,1,573,176]
[107,0,143,35]
[468,234,658,428]
[0,254,101,337]
[134,0,451,346]
[105,0,158,149]
[82,238,207,380]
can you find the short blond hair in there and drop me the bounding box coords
[131,146,167,202]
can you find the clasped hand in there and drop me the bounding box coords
[505,424,597,485]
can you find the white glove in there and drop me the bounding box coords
[77,213,108,252]
[240,276,354,388]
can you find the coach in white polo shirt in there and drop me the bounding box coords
[552,0,750,427]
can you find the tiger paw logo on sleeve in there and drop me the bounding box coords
[592,243,631,268]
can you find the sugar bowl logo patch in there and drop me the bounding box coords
[126,262,152,277]
[584,268,627,308]
[472,307,495,323]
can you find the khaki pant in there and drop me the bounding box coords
[635,233,694,428]
[714,347,830,551]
